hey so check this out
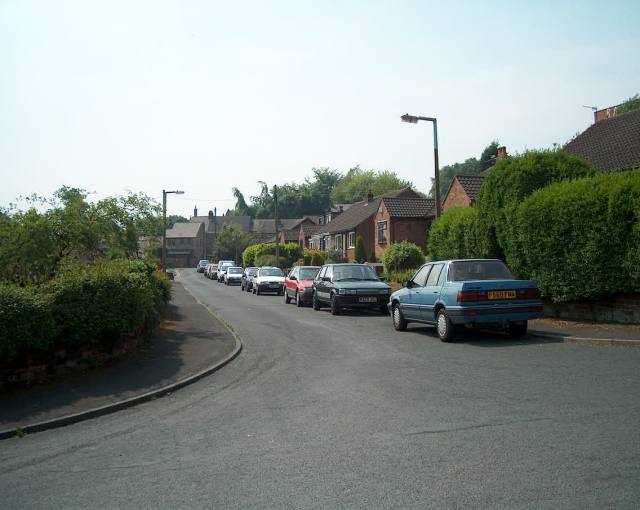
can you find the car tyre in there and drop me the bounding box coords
[312,291,321,310]
[392,303,407,331]
[508,320,528,338]
[436,309,455,342]
[256,287,261,296]
[285,290,291,304]
[296,291,303,307]
[330,295,341,316]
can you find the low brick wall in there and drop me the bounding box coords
[543,294,640,324]
[0,332,143,391]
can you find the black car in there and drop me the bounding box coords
[241,267,258,292]
[312,263,391,315]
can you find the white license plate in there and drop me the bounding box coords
[359,297,377,303]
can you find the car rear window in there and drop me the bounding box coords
[228,267,243,274]
[260,268,284,277]
[299,268,320,280]
[449,260,514,281]
[333,265,378,281]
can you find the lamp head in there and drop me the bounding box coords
[401,113,418,124]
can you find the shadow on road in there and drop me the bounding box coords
[407,325,564,347]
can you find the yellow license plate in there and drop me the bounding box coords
[488,290,516,300]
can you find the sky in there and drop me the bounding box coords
[1,0,639,218]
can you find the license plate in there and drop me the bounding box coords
[269,283,280,288]
[359,297,377,303]
[488,290,516,300]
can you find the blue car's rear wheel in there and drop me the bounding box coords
[436,309,455,342]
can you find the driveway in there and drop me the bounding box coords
[2,269,640,508]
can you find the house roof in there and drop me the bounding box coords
[323,188,421,233]
[280,229,300,242]
[564,108,640,171]
[301,223,325,236]
[456,175,485,201]
[381,197,435,217]
[190,215,252,233]
[166,222,202,238]
[251,219,277,234]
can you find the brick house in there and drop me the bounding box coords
[564,107,640,171]
[165,222,204,268]
[442,175,485,211]
[374,196,435,260]
[308,188,427,262]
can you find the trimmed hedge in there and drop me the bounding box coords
[0,259,171,364]
[517,169,640,302]
[242,242,300,268]
[428,207,481,260]
[0,285,56,362]
[382,241,425,272]
[476,150,595,261]
[302,250,326,266]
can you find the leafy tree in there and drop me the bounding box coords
[617,93,640,115]
[214,225,254,263]
[331,167,413,204]
[354,235,367,263]
[166,215,188,230]
[381,241,424,272]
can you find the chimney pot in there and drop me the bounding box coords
[194,206,198,217]
[497,146,507,159]
[366,190,373,202]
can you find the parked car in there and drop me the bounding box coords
[312,263,390,315]
[284,266,321,307]
[224,266,244,285]
[205,263,216,279]
[388,258,543,342]
[217,262,234,282]
[253,267,285,295]
[196,259,209,273]
[241,267,258,292]
[208,262,219,280]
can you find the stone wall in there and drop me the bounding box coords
[543,294,640,324]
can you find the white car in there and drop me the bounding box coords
[217,262,234,282]
[224,266,244,285]
[253,266,285,295]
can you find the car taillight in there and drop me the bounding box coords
[457,290,487,302]
[517,288,540,299]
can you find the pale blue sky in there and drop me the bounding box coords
[1,0,639,217]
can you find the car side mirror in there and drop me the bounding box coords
[289,275,297,281]
[403,280,412,288]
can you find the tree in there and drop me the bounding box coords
[354,235,367,263]
[331,167,413,204]
[214,225,254,263]
[617,93,640,115]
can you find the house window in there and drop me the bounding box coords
[323,235,331,250]
[377,221,388,244]
[348,231,356,249]
[335,234,343,253]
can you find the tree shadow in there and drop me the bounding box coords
[407,324,564,347]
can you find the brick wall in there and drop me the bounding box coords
[443,178,472,212]
[544,294,640,324]
[356,217,376,262]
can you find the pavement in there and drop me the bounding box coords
[0,281,241,439]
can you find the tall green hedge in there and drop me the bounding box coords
[0,259,171,363]
[428,207,481,260]
[517,169,640,302]
[476,150,595,263]
[242,242,300,268]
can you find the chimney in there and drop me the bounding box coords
[208,210,213,219]
[497,146,507,159]
[366,190,373,203]
[194,206,198,217]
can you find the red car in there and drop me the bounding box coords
[284,266,321,307]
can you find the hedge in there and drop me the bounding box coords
[381,241,425,272]
[242,242,300,268]
[428,207,481,260]
[516,169,640,302]
[476,150,595,261]
[0,259,171,364]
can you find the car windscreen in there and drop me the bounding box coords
[333,265,378,281]
[259,268,284,277]
[199,260,208,265]
[227,267,242,274]
[299,268,320,280]
[449,260,514,281]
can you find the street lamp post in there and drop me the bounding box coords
[162,189,184,272]
[273,185,280,268]
[401,113,442,218]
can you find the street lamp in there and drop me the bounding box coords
[162,189,184,272]
[401,113,442,218]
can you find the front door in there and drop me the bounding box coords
[419,263,446,322]
[401,264,431,321]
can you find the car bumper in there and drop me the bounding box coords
[334,295,388,308]
[226,277,242,284]
[446,304,543,325]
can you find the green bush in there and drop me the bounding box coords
[0,285,56,363]
[302,249,326,266]
[382,241,425,272]
[326,249,346,263]
[255,254,278,267]
[382,269,416,284]
[354,235,367,263]
[476,150,595,261]
[428,207,481,260]
[244,242,301,268]
[517,169,640,302]
[242,244,261,267]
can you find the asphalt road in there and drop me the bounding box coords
[2,269,640,509]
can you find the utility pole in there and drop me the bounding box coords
[274,185,280,268]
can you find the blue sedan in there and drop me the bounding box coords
[388,259,543,342]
